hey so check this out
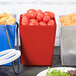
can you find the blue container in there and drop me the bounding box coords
[0,17,16,65]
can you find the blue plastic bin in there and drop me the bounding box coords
[0,17,16,65]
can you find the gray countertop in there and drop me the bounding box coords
[0,47,65,76]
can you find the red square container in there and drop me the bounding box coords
[19,14,56,66]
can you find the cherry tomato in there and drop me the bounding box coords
[27,12,37,19]
[50,12,55,18]
[36,13,44,21]
[29,19,39,25]
[27,9,37,19]
[36,9,43,14]
[39,21,46,26]
[27,9,36,13]
[29,21,38,26]
[44,11,50,16]
[47,19,54,26]
[29,22,35,26]
[36,9,44,21]
[22,16,29,25]
[44,11,55,18]
[43,16,50,22]
[22,13,27,18]
[29,19,37,22]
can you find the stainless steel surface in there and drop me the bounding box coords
[61,26,76,66]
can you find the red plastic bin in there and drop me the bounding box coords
[19,14,56,66]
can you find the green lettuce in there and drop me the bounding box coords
[46,67,70,76]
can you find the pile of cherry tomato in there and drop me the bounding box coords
[22,9,55,26]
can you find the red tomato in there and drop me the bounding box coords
[36,9,43,14]
[39,21,47,26]
[43,16,50,22]
[36,13,44,21]
[29,21,38,26]
[44,11,55,18]
[29,22,35,26]
[29,19,37,22]
[50,12,55,18]
[29,19,39,25]
[47,19,54,26]
[44,11,50,16]
[22,13,27,18]
[27,9,37,19]
[27,12,37,19]
[36,9,44,21]
[27,9,36,13]
[22,16,29,25]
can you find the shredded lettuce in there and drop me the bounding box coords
[46,67,70,76]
